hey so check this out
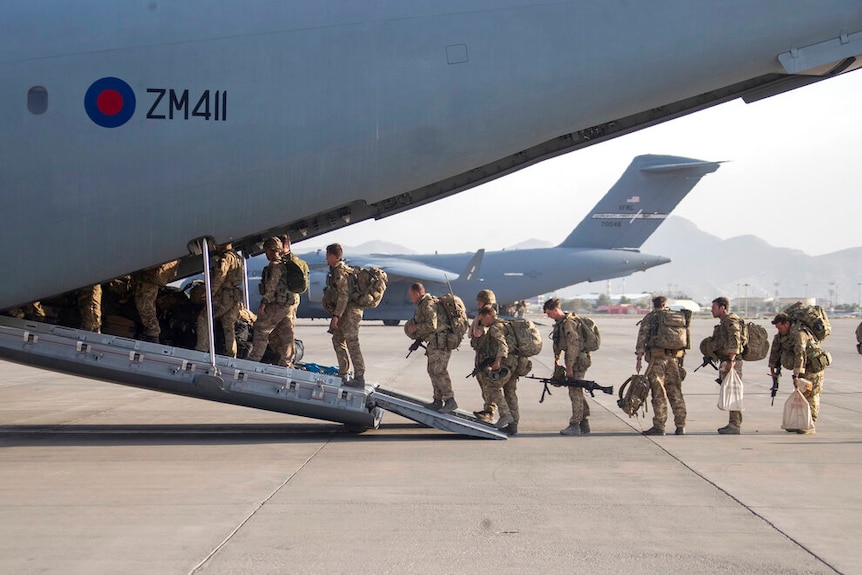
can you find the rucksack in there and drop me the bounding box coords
[435,293,469,349]
[740,321,769,362]
[574,315,601,352]
[618,374,650,418]
[281,253,309,294]
[348,266,388,309]
[503,318,543,357]
[783,301,831,342]
[650,308,691,351]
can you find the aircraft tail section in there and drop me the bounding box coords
[558,155,721,249]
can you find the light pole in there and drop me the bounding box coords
[743,283,749,318]
[774,282,780,315]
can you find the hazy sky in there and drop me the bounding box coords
[302,69,862,257]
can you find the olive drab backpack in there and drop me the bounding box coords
[281,253,309,294]
[740,321,769,362]
[503,318,543,357]
[650,308,691,351]
[348,266,388,309]
[782,301,831,342]
[574,315,601,352]
[435,293,469,349]
[618,374,650,418]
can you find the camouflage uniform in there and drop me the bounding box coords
[769,326,825,423]
[553,313,590,426]
[636,310,686,431]
[412,293,454,403]
[6,302,46,321]
[267,252,309,366]
[134,260,179,341]
[711,312,745,429]
[196,248,244,357]
[78,284,102,333]
[247,258,290,362]
[471,290,497,412]
[327,260,364,378]
[474,319,518,422]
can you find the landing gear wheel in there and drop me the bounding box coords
[382,319,400,327]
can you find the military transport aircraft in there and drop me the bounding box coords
[246,155,720,324]
[1,3,861,436]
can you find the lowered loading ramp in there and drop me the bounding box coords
[0,317,505,440]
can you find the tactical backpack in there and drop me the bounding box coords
[574,315,601,352]
[618,374,650,417]
[348,266,388,309]
[740,321,769,362]
[503,318,543,357]
[782,301,831,342]
[281,253,309,294]
[435,293,469,350]
[650,308,691,351]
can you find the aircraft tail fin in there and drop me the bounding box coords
[558,154,721,249]
[456,249,484,282]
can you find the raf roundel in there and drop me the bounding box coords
[84,77,136,128]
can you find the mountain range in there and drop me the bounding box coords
[299,216,861,308]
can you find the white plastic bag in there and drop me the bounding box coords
[717,369,744,411]
[782,388,814,431]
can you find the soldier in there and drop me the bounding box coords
[635,296,687,436]
[544,298,592,436]
[324,243,365,387]
[473,305,517,432]
[133,260,179,343]
[856,321,862,355]
[266,235,309,366]
[78,284,102,333]
[709,296,745,434]
[515,300,527,318]
[471,289,497,420]
[195,242,244,357]
[769,312,827,434]
[247,237,291,363]
[406,282,458,413]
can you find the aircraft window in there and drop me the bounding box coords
[28,86,48,115]
[446,44,468,65]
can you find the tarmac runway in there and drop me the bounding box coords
[1,315,860,574]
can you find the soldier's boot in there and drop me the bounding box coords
[504,422,518,436]
[424,399,443,410]
[797,427,815,435]
[343,375,365,389]
[642,427,665,436]
[495,413,514,430]
[579,419,591,435]
[559,424,582,436]
[438,398,458,414]
[675,427,686,435]
[717,425,740,435]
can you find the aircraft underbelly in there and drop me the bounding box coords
[0,316,504,439]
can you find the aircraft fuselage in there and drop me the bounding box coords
[2,1,861,308]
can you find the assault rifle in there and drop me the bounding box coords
[770,366,781,406]
[523,374,613,403]
[694,356,721,384]
[405,339,426,358]
[466,357,495,378]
